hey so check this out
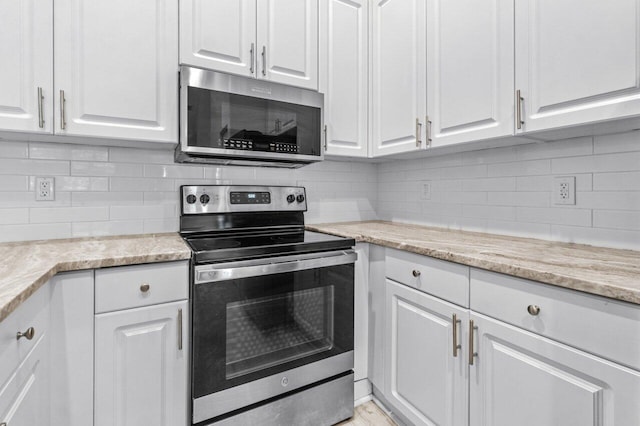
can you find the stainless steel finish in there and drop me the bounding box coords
[412,269,421,277]
[250,43,255,74]
[16,326,35,341]
[193,351,354,422]
[177,308,183,351]
[415,118,422,147]
[452,314,461,358]
[516,89,523,130]
[261,45,267,76]
[323,124,328,150]
[195,249,357,284]
[209,373,354,426]
[139,283,150,293]
[0,422,6,426]
[181,185,307,215]
[177,66,324,167]
[59,90,66,130]
[469,319,477,366]
[527,304,540,316]
[426,115,432,147]
[37,87,44,128]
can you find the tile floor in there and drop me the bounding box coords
[337,401,397,426]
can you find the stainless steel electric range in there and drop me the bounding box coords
[180,185,356,426]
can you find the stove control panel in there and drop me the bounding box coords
[181,185,307,214]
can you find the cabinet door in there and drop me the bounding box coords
[320,0,368,157]
[180,0,256,77]
[0,334,49,426]
[427,0,514,147]
[54,0,178,143]
[385,279,468,426]
[469,313,640,426]
[94,301,188,426]
[515,0,640,133]
[371,0,427,157]
[0,0,53,134]
[257,0,319,90]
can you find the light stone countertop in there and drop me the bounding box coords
[307,221,640,305]
[0,233,191,323]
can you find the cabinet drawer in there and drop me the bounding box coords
[470,268,640,371]
[385,248,469,307]
[0,281,50,389]
[95,261,188,313]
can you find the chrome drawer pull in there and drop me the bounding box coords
[452,314,461,357]
[17,327,35,341]
[140,283,150,293]
[178,308,183,351]
[412,269,421,277]
[469,320,477,366]
[527,305,540,316]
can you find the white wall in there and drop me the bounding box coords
[0,139,377,242]
[377,131,640,250]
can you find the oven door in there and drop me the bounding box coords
[191,250,355,423]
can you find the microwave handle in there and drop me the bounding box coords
[195,250,357,284]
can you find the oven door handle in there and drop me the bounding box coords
[194,249,357,284]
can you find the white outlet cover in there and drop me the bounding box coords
[553,176,575,205]
[36,177,55,201]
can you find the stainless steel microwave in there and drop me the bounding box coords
[175,66,324,168]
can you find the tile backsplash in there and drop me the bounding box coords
[0,140,377,242]
[378,131,640,250]
[1,130,639,250]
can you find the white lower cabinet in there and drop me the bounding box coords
[94,300,188,426]
[469,312,640,426]
[385,279,468,426]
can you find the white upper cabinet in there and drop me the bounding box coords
[320,0,369,157]
[515,0,640,133]
[0,0,53,134]
[371,0,427,157]
[181,0,318,90]
[180,0,256,77]
[54,0,178,143]
[427,0,514,147]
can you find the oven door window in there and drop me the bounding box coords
[192,264,354,398]
[187,87,321,156]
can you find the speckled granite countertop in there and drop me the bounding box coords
[0,234,191,323]
[307,221,640,305]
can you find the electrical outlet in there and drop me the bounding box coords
[553,176,575,205]
[36,177,55,201]
[421,181,431,200]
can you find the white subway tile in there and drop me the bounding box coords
[550,225,640,251]
[0,141,28,158]
[551,152,640,174]
[71,220,143,237]
[441,164,487,179]
[577,191,640,211]
[485,220,551,240]
[422,153,462,169]
[593,210,640,231]
[29,142,108,161]
[488,191,549,207]
[51,176,109,192]
[462,177,515,192]
[204,165,256,181]
[0,208,28,224]
[488,159,551,177]
[0,223,72,243]
[462,146,517,165]
[72,191,143,206]
[516,207,592,226]
[0,176,29,191]
[143,192,180,205]
[144,164,204,179]
[405,168,442,181]
[110,177,174,192]
[593,171,640,191]
[593,131,640,154]
[516,174,592,192]
[143,218,179,233]
[71,161,142,177]
[109,147,175,164]
[110,204,176,220]
[516,137,592,160]
[0,192,71,208]
[462,205,516,221]
[30,206,109,223]
[0,158,69,175]
[440,191,487,205]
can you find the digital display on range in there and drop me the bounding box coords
[230,191,271,204]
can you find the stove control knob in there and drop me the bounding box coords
[296,194,305,203]
[186,194,197,204]
[200,194,210,205]
[286,194,295,203]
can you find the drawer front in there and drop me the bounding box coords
[470,268,640,371]
[0,281,50,388]
[385,248,469,307]
[95,261,188,313]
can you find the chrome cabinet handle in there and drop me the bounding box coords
[469,320,478,365]
[37,87,44,128]
[415,118,422,147]
[527,304,540,316]
[426,115,432,147]
[178,308,183,351]
[323,125,328,150]
[250,43,255,74]
[59,90,66,130]
[140,283,150,293]
[17,327,35,341]
[261,46,267,76]
[516,89,524,130]
[412,269,421,277]
[452,314,461,357]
